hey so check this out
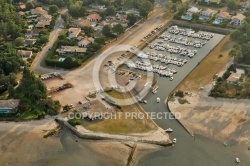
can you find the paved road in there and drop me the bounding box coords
[31,11,68,75]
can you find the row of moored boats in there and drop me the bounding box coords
[159,34,207,48]
[148,43,198,57]
[169,25,214,40]
[126,61,176,78]
[138,52,188,67]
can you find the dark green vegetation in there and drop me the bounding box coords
[230,10,250,64]
[210,65,250,98]
[38,0,154,18]
[68,118,83,127]
[45,33,106,69]
[9,68,61,119]
[0,43,24,93]
[0,0,25,39]
[0,0,60,120]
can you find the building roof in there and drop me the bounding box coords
[236,68,245,76]
[18,11,25,16]
[232,13,246,20]
[78,38,91,46]
[74,19,92,27]
[203,8,217,14]
[35,21,50,28]
[217,11,231,18]
[0,99,20,109]
[18,50,33,57]
[37,14,52,21]
[227,72,240,82]
[24,39,36,46]
[25,29,40,36]
[188,7,199,13]
[87,13,102,20]
[56,46,87,53]
[68,28,81,36]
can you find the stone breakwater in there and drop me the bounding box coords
[56,119,172,146]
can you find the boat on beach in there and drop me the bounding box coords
[236,157,240,163]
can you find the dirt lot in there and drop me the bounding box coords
[176,35,236,92]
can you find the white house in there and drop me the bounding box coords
[89,3,106,10]
[68,28,81,39]
[187,7,200,16]
[201,8,217,17]
[231,13,246,25]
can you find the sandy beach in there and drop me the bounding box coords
[168,84,250,146]
[0,117,165,166]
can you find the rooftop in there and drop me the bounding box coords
[232,13,246,20]
[0,99,20,109]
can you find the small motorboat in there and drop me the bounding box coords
[173,138,177,144]
[157,97,160,103]
[165,128,173,133]
[143,100,147,104]
[236,157,240,163]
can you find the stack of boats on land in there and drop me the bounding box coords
[138,52,188,67]
[169,25,214,40]
[126,61,176,79]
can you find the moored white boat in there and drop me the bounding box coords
[165,128,173,133]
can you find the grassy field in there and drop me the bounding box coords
[176,35,236,92]
[82,91,157,134]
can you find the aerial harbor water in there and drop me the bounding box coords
[133,27,250,166]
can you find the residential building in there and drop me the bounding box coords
[78,37,95,47]
[68,28,81,39]
[89,3,106,10]
[204,0,221,4]
[240,1,250,8]
[87,13,102,22]
[187,7,200,16]
[56,46,87,55]
[37,14,52,22]
[231,13,246,25]
[227,69,245,84]
[73,19,92,28]
[35,21,50,28]
[18,50,33,59]
[216,11,231,20]
[25,30,40,39]
[0,99,20,113]
[24,39,36,47]
[201,8,217,17]
[18,11,25,17]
